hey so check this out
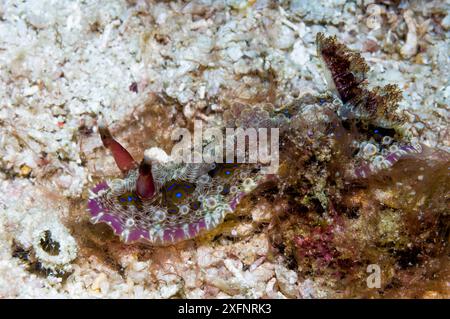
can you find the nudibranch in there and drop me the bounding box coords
[88,125,266,245]
[88,33,424,244]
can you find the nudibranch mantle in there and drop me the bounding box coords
[88,129,266,245]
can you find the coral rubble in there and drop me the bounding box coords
[0,0,448,298]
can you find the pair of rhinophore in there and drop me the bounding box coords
[98,125,155,199]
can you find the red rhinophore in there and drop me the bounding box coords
[136,157,156,199]
[98,125,137,172]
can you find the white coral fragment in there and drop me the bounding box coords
[401,10,418,59]
[32,221,77,271]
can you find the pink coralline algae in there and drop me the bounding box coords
[294,225,336,267]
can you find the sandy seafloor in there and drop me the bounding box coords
[0,0,448,298]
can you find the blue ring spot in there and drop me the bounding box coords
[175,192,183,198]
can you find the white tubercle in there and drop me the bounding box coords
[144,147,173,164]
